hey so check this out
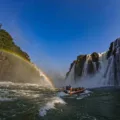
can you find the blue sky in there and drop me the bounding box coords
[0,0,120,73]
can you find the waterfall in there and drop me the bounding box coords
[104,56,115,85]
[65,52,108,88]
[104,38,120,86]
[65,64,75,86]
[82,55,90,76]
[93,62,97,72]
[65,38,120,88]
[114,39,120,85]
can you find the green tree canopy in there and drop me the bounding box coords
[0,29,30,61]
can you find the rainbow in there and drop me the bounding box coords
[0,49,54,88]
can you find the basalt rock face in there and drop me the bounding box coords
[75,55,86,78]
[66,60,76,78]
[66,38,120,87]
[91,52,99,71]
[105,38,120,85]
[91,52,99,62]
[107,42,113,59]
[66,52,99,80]
[87,60,94,74]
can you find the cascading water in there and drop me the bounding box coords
[115,40,120,85]
[65,64,75,86]
[82,55,91,77]
[93,62,97,73]
[65,38,120,88]
[104,56,114,85]
[104,39,120,86]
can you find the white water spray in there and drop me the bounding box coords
[66,38,120,88]
[39,97,66,117]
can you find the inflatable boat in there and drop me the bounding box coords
[61,87,85,95]
[57,87,92,98]
[69,88,85,95]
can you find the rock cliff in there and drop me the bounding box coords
[65,38,120,87]
[0,28,53,87]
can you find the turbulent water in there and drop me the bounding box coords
[1,39,120,119]
[0,82,120,120]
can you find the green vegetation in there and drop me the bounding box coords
[0,29,30,61]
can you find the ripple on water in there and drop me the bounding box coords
[80,115,97,120]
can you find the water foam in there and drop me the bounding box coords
[39,97,66,117]
[0,82,48,102]
[0,97,16,102]
[0,81,48,89]
[57,92,68,97]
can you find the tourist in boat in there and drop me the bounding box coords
[62,85,72,94]
[62,85,85,95]
[66,85,71,90]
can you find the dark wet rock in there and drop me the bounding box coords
[107,38,120,59]
[87,60,94,74]
[113,49,116,57]
[107,42,113,59]
[91,52,99,62]
[66,60,76,78]
[91,52,100,70]
[74,55,86,78]
[66,38,120,83]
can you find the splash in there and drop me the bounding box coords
[39,97,66,117]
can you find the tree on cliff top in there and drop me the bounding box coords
[0,29,30,61]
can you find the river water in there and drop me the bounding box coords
[0,82,120,120]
